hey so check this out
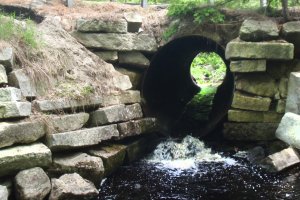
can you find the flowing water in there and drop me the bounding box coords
[98,136,300,200]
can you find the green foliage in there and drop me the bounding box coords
[193,7,225,24]
[162,23,178,41]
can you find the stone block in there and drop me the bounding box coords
[231,92,271,111]
[282,21,300,57]
[235,73,278,97]
[101,90,141,107]
[0,64,7,84]
[225,40,294,60]
[223,122,278,141]
[279,78,288,98]
[15,167,51,200]
[49,173,98,200]
[45,113,89,134]
[276,99,286,113]
[112,72,133,91]
[0,87,22,102]
[228,110,283,123]
[76,18,127,33]
[230,60,266,72]
[0,121,45,149]
[239,19,279,42]
[115,67,143,89]
[46,125,119,151]
[72,32,158,53]
[49,153,104,184]
[118,51,150,68]
[94,51,118,63]
[0,47,14,71]
[0,143,52,177]
[0,185,8,200]
[286,72,300,114]
[124,12,143,33]
[8,69,37,98]
[0,102,31,119]
[88,144,126,176]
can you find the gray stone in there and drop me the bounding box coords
[49,173,98,200]
[49,153,104,184]
[0,64,7,84]
[0,185,8,200]
[279,78,288,98]
[94,51,118,63]
[115,67,143,89]
[0,121,45,149]
[90,103,143,126]
[239,19,279,42]
[15,167,51,200]
[112,72,133,91]
[276,99,286,113]
[0,47,14,71]
[0,87,22,102]
[246,146,265,164]
[72,32,158,53]
[89,144,126,176]
[0,179,12,198]
[282,21,300,57]
[118,51,150,68]
[8,69,37,98]
[231,92,271,111]
[228,110,283,123]
[117,118,158,139]
[230,60,266,72]
[46,125,119,151]
[235,74,278,97]
[45,113,89,134]
[0,102,31,119]
[124,12,143,33]
[0,143,52,177]
[225,40,294,60]
[286,72,300,114]
[76,18,127,33]
[223,122,278,141]
[101,90,141,107]
[261,147,300,172]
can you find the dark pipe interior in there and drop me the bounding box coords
[142,35,234,137]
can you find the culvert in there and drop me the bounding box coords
[142,35,234,137]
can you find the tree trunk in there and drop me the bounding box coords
[281,0,290,20]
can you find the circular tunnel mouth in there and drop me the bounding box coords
[142,35,234,137]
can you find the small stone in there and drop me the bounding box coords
[76,18,127,33]
[115,67,143,89]
[279,78,288,98]
[0,102,31,119]
[0,87,22,102]
[94,51,118,63]
[15,167,51,200]
[228,110,283,123]
[118,51,150,68]
[0,47,14,71]
[112,72,133,91]
[276,99,286,113]
[230,60,266,72]
[0,64,7,84]
[286,72,300,114]
[231,92,271,111]
[246,146,265,164]
[0,185,8,200]
[124,12,143,33]
[49,173,98,200]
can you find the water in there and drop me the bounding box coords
[98,136,300,200]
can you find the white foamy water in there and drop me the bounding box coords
[146,135,237,170]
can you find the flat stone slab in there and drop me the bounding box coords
[101,90,141,107]
[225,40,294,60]
[49,173,98,200]
[223,122,278,141]
[0,47,14,72]
[118,51,150,68]
[15,167,51,200]
[228,110,283,123]
[46,125,119,151]
[0,143,52,177]
[90,103,143,126]
[0,120,45,149]
[73,32,158,53]
[76,18,127,33]
[94,51,118,63]
[0,87,22,102]
[232,92,271,111]
[49,153,104,184]
[0,64,7,84]
[230,60,266,72]
[124,12,143,33]
[45,113,89,134]
[286,72,300,114]
[0,102,31,119]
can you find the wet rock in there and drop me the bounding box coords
[115,67,143,89]
[230,60,266,72]
[231,92,271,111]
[94,51,118,63]
[0,102,31,119]
[0,64,7,84]
[49,173,98,200]
[46,125,119,151]
[225,40,294,60]
[76,18,127,33]
[223,122,278,141]
[49,153,104,184]
[247,146,265,163]
[276,99,286,114]
[45,113,89,134]
[0,87,22,102]
[8,69,37,98]
[0,47,14,71]
[0,121,45,149]
[124,12,143,33]
[260,147,300,172]
[0,143,52,177]
[286,72,300,114]
[89,144,126,176]
[118,51,150,68]
[239,19,279,42]
[228,110,283,123]
[0,185,8,200]
[15,167,51,200]
[72,32,158,53]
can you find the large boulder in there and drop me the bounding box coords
[228,110,283,123]
[230,60,266,72]
[76,19,127,33]
[15,167,51,200]
[286,72,300,114]
[0,64,7,84]
[49,173,98,200]
[118,51,150,68]
[239,19,279,42]
[0,46,14,71]
[0,102,31,119]
[231,92,271,111]
[0,87,22,102]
